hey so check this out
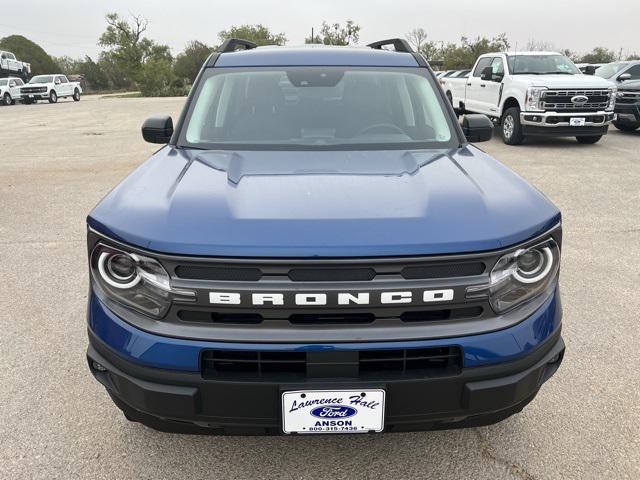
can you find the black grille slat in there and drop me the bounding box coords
[288,268,376,282]
[174,265,262,281]
[201,346,462,379]
[177,311,263,324]
[178,307,482,325]
[401,262,485,279]
[400,306,483,322]
[289,313,375,324]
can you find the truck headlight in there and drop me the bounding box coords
[525,87,546,112]
[606,87,617,111]
[90,243,194,318]
[466,238,560,314]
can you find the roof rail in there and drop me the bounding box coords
[218,38,258,53]
[367,38,414,53]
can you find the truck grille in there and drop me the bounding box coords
[174,261,485,282]
[177,306,484,325]
[21,86,47,94]
[201,346,462,379]
[159,252,497,339]
[542,89,609,112]
[617,92,640,104]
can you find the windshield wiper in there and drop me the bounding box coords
[540,72,574,75]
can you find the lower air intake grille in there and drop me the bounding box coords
[201,346,462,380]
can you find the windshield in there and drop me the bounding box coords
[0,79,7,86]
[180,67,457,150]
[507,55,580,75]
[29,75,53,83]
[595,62,628,79]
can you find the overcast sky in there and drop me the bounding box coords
[1,0,637,59]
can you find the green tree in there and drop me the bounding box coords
[78,56,110,91]
[218,25,286,46]
[305,21,361,45]
[0,35,60,76]
[98,12,172,88]
[579,47,617,64]
[406,28,440,61]
[174,40,213,83]
[441,34,510,69]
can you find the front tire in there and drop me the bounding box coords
[613,122,640,132]
[2,92,11,106]
[73,88,81,101]
[576,135,603,144]
[501,107,525,145]
[48,90,58,103]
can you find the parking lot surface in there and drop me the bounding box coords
[1,96,638,479]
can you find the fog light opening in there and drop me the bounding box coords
[92,360,108,372]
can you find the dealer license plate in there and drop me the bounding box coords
[570,117,586,126]
[282,389,385,434]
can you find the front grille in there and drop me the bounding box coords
[21,86,46,94]
[201,346,462,379]
[177,306,483,325]
[617,93,640,104]
[173,260,486,282]
[542,89,609,111]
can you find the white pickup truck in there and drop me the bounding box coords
[443,51,617,145]
[20,74,82,104]
[0,76,25,105]
[0,50,31,78]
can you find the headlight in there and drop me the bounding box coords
[525,87,547,112]
[466,238,560,314]
[91,243,194,318]
[607,87,617,111]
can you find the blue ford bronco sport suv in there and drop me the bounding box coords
[86,38,565,435]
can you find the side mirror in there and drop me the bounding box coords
[585,65,596,75]
[618,73,632,82]
[9,82,15,87]
[55,79,61,85]
[462,114,493,143]
[142,115,174,144]
[480,66,493,81]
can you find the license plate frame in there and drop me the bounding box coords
[570,117,586,126]
[282,389,385,434]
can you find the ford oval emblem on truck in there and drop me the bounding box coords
[571,95,589,104]
[311,405,357,419]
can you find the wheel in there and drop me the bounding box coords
[73,88,81,101]
[576,135,602,144]
[613,122,640,132]
[48,90,57,103]
[2,92,11,106]
[501,107,525,145]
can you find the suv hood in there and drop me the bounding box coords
[23,83,49,87]
[88,146,560,257]
[514,74,614,89]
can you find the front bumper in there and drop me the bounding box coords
[614,103,640,124]
[87,288,564,434]
[520,110,614,137]
[88,329,564,434]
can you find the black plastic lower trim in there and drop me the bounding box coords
[87,328,564,435]
[522,125,609,137]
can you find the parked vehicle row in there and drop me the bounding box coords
[441,51,618,144]
[0,74,82,105]
[0,50,31,79]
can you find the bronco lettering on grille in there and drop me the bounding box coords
[208,289,454,306]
